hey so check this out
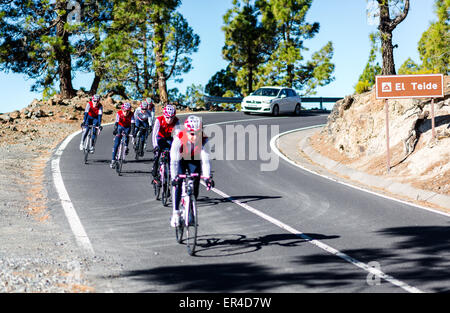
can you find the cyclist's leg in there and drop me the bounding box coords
[187,160,202,199]
[111,128,123,161]
[123,126,131,154]
[133,119,141,138]
[171,159,186,227]
[152,137,167,178]
[140,121,149,143]
[91,117,100,145]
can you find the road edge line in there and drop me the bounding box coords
[51,129,95,256]
[271,125,450,218]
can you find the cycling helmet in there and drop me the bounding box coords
[140,100,148,110]
[122,102,131,111]
[92,94,100,103]
[184,115,202,132]
[163,104,176,118]
[145,97,153,106]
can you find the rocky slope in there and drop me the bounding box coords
[310,76,450,197]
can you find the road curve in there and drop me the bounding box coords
[50,111,450,293]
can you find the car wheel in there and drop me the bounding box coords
[272,105,279,117]
[294,104,301,116]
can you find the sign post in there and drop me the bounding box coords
[384,99,391,172]
[376,74,444,173]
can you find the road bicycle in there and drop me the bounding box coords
[153,148,171,206]
[113,131,130,176]
[174,173,213,256]
[81,125,102,164]
[133,125,151,160]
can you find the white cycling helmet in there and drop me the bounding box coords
[163,104,176,118]
[184,115,202,132]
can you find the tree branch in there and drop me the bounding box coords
[389,0,410,31]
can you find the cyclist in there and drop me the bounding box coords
[169,115,214,227]
[80,94,103,153]
[132,98,155,154]
[110,102,135,169]
[151,104,181,184]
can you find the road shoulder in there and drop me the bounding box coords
[276,126,450,216]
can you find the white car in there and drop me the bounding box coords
[241,86,302,116]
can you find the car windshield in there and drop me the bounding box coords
[252,88,280,97]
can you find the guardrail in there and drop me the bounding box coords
[300,97,343,110]
[204,95,343,111]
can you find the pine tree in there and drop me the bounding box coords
[417,0,449,74]
[222,0,277,95]
[375,0,410,75]
[0,0,78,98]
[355,32,382,93]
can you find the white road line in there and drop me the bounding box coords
[51,129,95,256]
[203,183,423,293]
[270,126,450,218]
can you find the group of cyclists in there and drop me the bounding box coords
[79,95,214,228]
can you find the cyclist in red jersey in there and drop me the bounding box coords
[110,102,135,169]
[80,94,103,153]
[151,104,181,184]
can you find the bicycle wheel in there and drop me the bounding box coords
[134,134,141,160]
[175,209,184,244]
[162,164,170,206]
[116,141,124,176]
[153,164,161,200]
[185,195,198,256]
[83,129,90,164]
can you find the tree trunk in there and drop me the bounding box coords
[89,73,101,96]
[153,15,169,104]
[378,0,410,76]
[248,67,253,94]
[55,1,75,99]
[380,31,396,75]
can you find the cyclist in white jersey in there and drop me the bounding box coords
[169,115,214,227]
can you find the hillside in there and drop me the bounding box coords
[310,76,450,196]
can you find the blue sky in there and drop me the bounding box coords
[0,0,437,113]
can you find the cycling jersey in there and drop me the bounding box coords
[116,110,135,128]
[85,101,103,118]
[170,130,211,180]
[152,115,180,148]
[134,106,155,127]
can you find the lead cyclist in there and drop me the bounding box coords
[169,115,214,227]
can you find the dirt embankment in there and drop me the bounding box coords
[310,76,450,196]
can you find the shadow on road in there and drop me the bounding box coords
[119,232,349,292]
[193,232,339,258]
[197,195,282,207]
[293,225,450,293]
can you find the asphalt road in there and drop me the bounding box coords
[52,111,450,293]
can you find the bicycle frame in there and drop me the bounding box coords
[83,125,101,164]
[159,149,171,206]
[175,173,210,256]
[115,131,128,175]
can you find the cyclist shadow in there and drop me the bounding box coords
[196,195,282,207]
[193,233,339,258]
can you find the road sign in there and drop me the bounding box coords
[376,74,444,173]
[376,74,444,99]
